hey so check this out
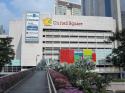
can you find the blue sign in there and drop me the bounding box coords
[27,25,38,31]
[25,12,40,43]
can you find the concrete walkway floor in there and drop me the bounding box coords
[7,71,49,93]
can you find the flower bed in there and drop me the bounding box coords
[48,69,83,93]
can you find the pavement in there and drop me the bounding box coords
[107,82,125,93]
[6,71,49,93]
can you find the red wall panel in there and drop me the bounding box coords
[60,49,74,64]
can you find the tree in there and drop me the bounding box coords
[0,37,15,72]
[52,60,111,93]
[106,29,125,79]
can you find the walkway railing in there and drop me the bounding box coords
[47,69,57,93]
[0,68,35,93]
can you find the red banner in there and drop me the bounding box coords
[67,49,74,64]
[92,53,96,62]
[60,49,74,64]
[60,49,67,63]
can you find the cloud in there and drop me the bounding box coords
[0,2,15,32]
[11,0,54,15]
[0,0,55,32]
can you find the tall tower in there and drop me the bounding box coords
[81,0,122,31]
[81,0,96,16]
[121,11,125,29]
[96,0,111,17]
[111,0,122,31]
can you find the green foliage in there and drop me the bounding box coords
[0,37,15,71]
[51,60,111,93]
[107,29,125,68]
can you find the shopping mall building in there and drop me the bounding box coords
[9,12,120,73]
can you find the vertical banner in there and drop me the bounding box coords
[74,50,83,62]
[67,49,74,64]
[60,49,74,64]
[83,49,92,56]
[60,49,67,63]
[92,52,96,62]
[83,49,93,62]
[25,12,40,43]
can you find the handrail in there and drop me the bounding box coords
[47,70,57,93]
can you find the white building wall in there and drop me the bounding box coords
[9,15,116,68]
[42,15,115,31]
[21,18,42,66]
[41,15,116,63]
[9,20,23,60]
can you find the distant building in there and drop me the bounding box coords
[0,25,5,34]
[121,11,125,29]
[81,0,122,31]
[55,0,81,15]
[9,13,117,74]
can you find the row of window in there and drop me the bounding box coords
[55,5,81,15]
[43,29,112,33]
[43,35,110,38]
[43,47,110,49]
[42,41,112,44]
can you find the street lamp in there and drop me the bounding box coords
[36,54,40,67]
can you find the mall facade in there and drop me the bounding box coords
[9,12,119,73]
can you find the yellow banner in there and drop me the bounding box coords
[83,49,92,56]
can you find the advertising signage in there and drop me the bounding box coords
[60,49,96,64]
[42,18,83,27]
[25,12,40,43]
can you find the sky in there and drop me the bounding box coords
[0,0,124,32]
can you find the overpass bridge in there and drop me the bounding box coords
[0,68,56,93]
[6,71,49,93]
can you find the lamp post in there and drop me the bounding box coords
[36,54,40,67]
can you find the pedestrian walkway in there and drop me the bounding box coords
[7,71,49,93]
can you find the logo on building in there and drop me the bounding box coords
[43,18,52,26]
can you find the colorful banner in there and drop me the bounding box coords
[60,49,97,64]
[83,49,96,63]
[60,49,74,64]
[60,49,68,63]
[68,49,74,64]
[92,53,96,62]
[74,50,83,62]
[83,49,92,56]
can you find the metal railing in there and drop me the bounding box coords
[47,69,57,93]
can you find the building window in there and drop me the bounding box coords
[55,5,66,15]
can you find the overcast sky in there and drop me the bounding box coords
[0,0,124,32]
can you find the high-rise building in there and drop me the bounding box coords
[81,0,122,31]
[121,11,125,29]
[55,0,81,15]
[82,0,117,17]
[81,0,97,16]
[9,13,117,73]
